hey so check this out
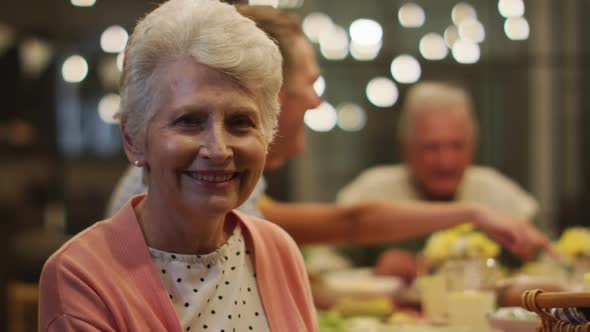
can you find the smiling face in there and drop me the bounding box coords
[125,59,267,215]
[265,36,322,170]
[402,107,475,200]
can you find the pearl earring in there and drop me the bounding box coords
[134,160,144,167]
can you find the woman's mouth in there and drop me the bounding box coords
[184,172,239,183]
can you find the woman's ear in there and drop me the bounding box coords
[120,120,145,165]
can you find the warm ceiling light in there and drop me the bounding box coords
[498,0,525,18]
[398,3,425,28]
[452,2,477,25]
[304,102,337,132]
[248,0,279,7]
[419,33,448,60]
[100,25,128,54]
[302,12,333,43]
[444,25,459,48]
[390,55,421,84]
[349,19,383,47]
[277,0,304,8]
[319,25,349,60]
[19,38,54,78]
[337,103,367,132]
[116,52,124,71]
[350,40,382,61]
[504,17,530,40]
[98,94,121,124]
[452,40,480,64]
[71,0,96,7]
[458,18,486,43]
[313,76,325,97]
[62,55,89,83]
[366,77,399,108]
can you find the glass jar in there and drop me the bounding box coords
[572,255,590,290]
[441,257,486,291]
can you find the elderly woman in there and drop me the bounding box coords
[38,1,317,331]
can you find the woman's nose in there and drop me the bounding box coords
[200,126,232,162]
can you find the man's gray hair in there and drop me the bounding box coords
[397,81,478,143]
[119,0,283,144]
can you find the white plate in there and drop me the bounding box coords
[487,317,539,332]
[322,268,402,297]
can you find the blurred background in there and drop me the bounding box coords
[0,0,588,330]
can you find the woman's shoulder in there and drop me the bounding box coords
[42,219,115,274]
[42,202,144,278]
[39,220,116,320]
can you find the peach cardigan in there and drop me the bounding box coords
[39,195,318,331]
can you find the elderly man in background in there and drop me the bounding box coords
[338,81,541,280]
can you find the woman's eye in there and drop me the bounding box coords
[228,115,255,129]
[176,115,205,127]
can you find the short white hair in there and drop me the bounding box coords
[119,0,282,144]
[397,81,478,143]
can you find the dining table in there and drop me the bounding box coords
[310,267,551,332]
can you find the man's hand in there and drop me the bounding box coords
[516,222,554,259]
[471,204,551,261]
[374,249,418,284]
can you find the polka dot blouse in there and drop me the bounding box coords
[149,225,270,332]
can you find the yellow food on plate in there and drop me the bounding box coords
[331,296,395,318]
[387,311,419,325]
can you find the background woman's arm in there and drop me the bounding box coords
[259,197,549,260]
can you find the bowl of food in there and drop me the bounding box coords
[487,307,540,332]
[322,268,403,299]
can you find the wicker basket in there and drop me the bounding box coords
[521,289,590,332]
